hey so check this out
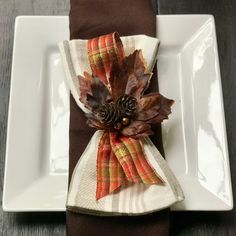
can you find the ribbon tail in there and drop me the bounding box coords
[96,131,126,200]
[109,132,165,185]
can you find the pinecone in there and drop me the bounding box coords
[97,95,137,128]
[97,102,118,126]
[116,95,137,118]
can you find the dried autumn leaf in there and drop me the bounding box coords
[90,77,110,109]
[148,97,174,123]
[109,61,128,100]
[137,93,174,123]
[109,50,148,100]
[126,49,146,77]
[78,73,92,108]
[139,93,162,110]
[121,121,154,139]
[79,73,110,111]
[126,73,152,99]
[86,115,106,130]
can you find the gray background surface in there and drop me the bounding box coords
[0,0,235,235]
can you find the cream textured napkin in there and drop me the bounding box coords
[59,35,184,216]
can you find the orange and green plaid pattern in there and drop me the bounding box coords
[87,32,165,200]
[87,32,125,85]
[96,132,126,200]
[96,132,164,200]
[110,133,164,185]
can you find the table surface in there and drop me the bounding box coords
[0,0,235,235]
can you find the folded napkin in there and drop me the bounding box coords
[59,35,183,215]
[66,0,181,235]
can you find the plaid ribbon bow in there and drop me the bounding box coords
[87,32,164,200]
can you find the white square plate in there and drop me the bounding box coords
[3,15,233,211]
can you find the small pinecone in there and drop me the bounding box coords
[97,102,118,126]
[116,95,137,118]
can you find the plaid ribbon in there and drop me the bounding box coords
[96,132,164,200]
[87,32,125,85]
[87,33,164,200]
[96,132,126,200]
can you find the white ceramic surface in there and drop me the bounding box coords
[3,15,233,211]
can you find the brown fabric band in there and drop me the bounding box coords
[67,0,170,235]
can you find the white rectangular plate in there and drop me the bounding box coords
[3,15,233,211]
